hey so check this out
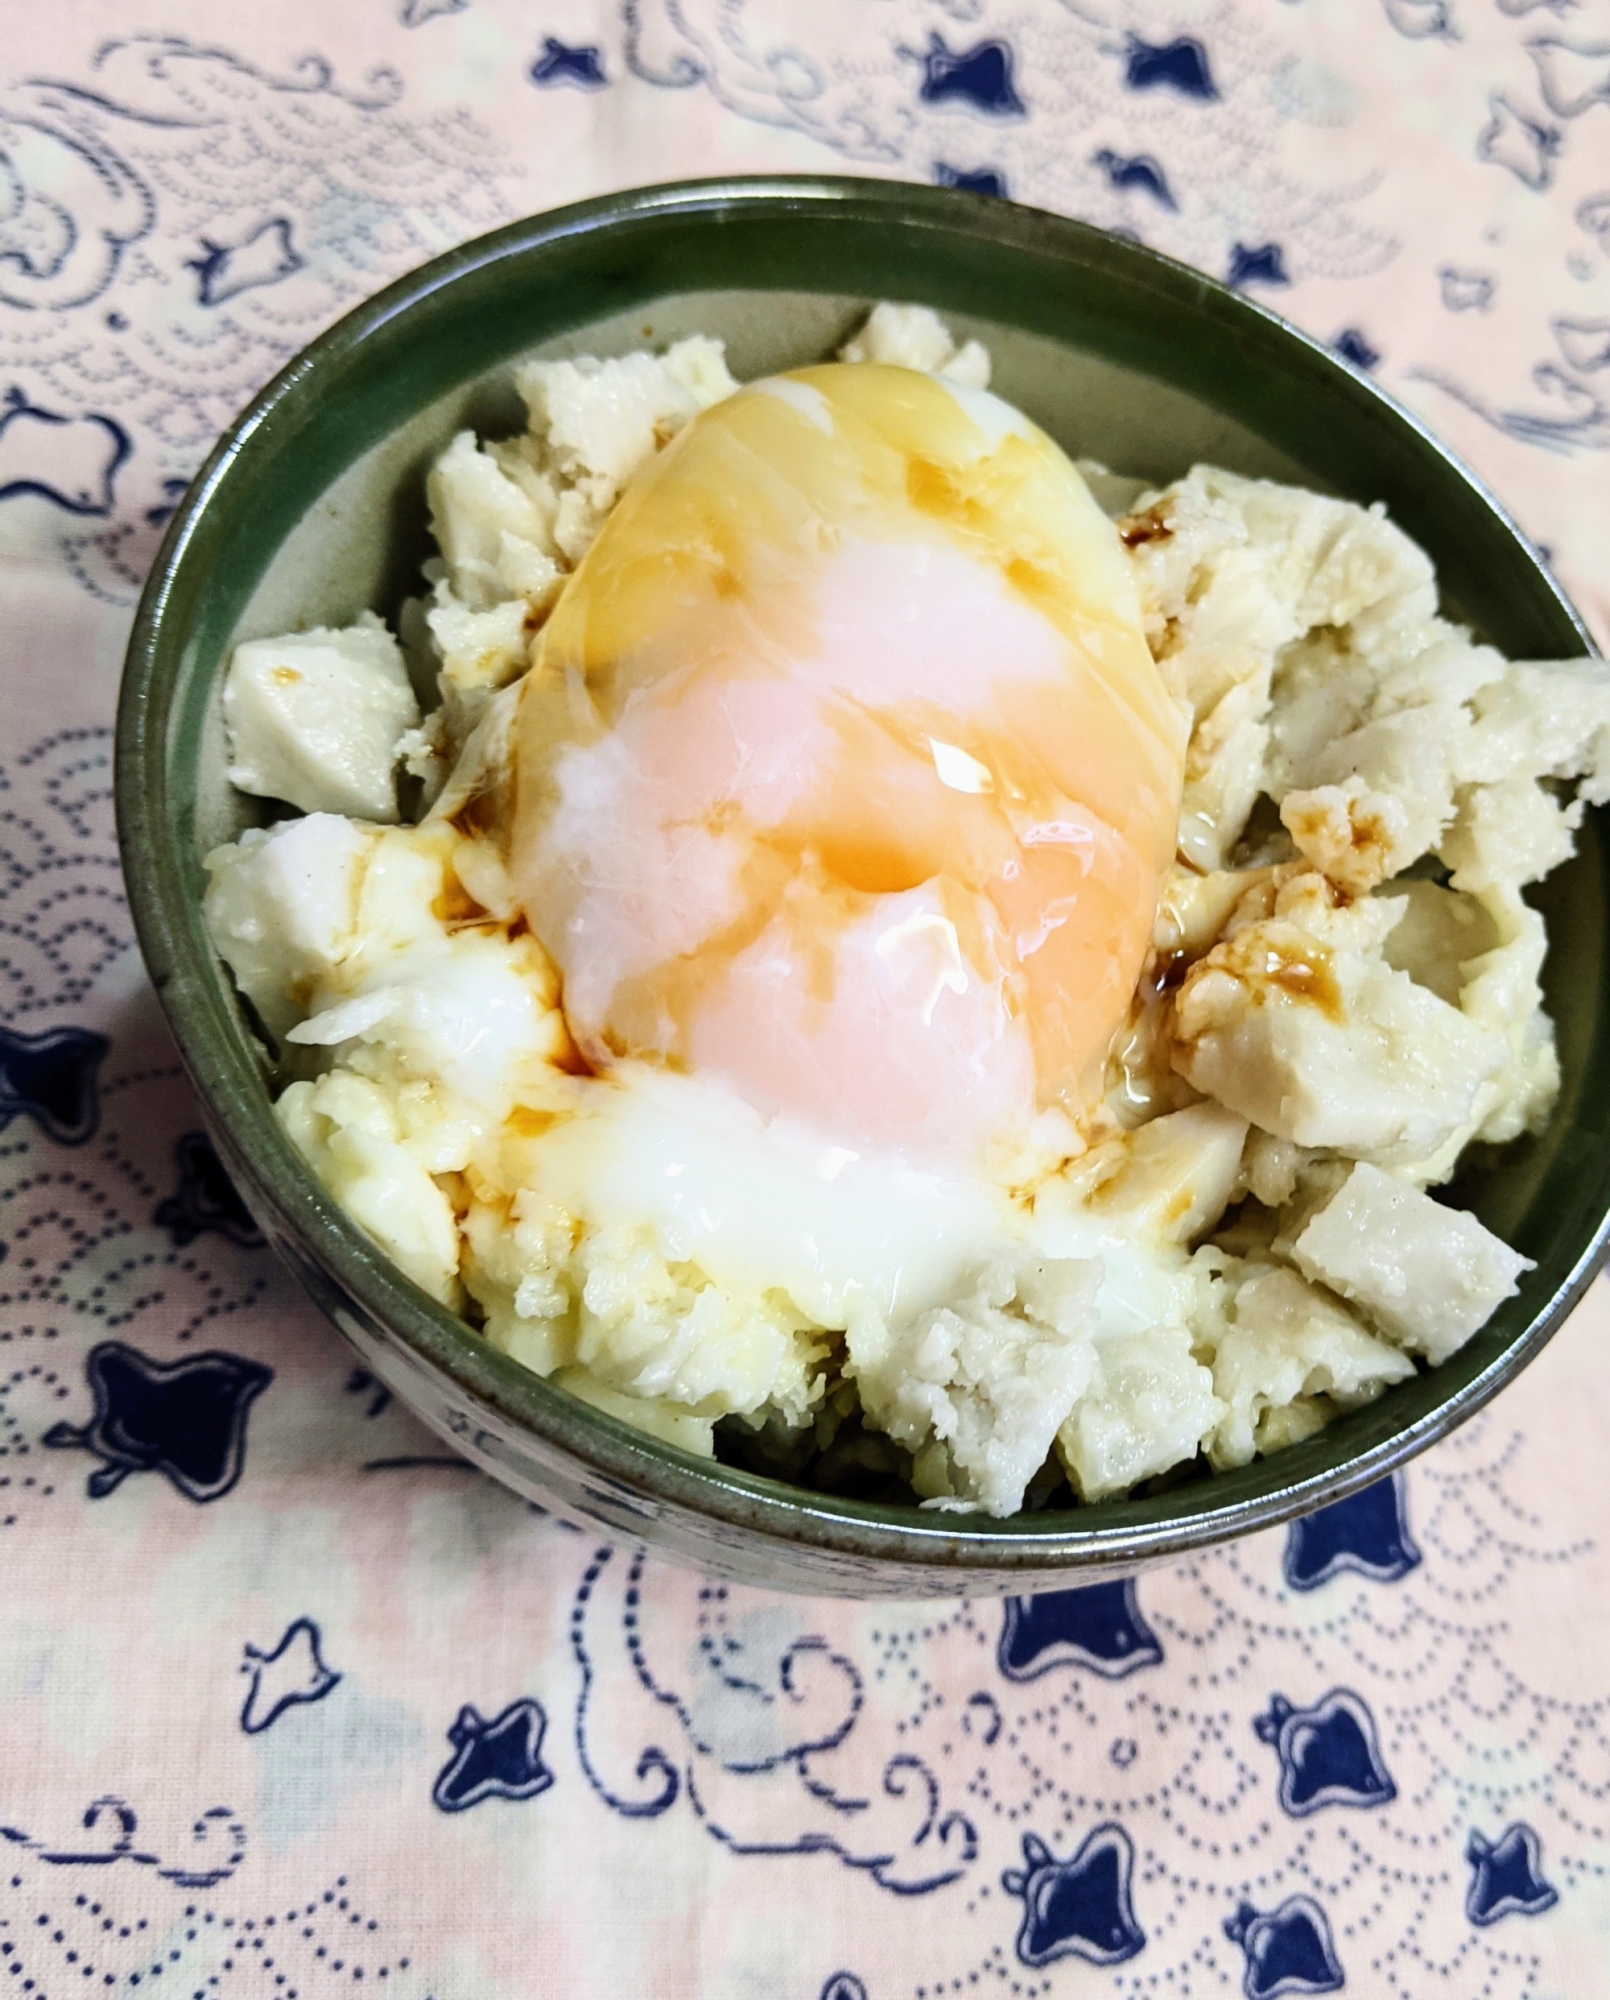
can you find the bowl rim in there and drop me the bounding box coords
[116,172,1610,1579]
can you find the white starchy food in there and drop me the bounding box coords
[201,812,375,1035]
[425,430,562,614]
[836,301,991,389]
[201,303,1608,1517]
[1205,1262,1415,1469]
[222,615,419,822]
[1170,866,1510,1170]
[513,335,739,563]
[1292,1161,1531,1364]
[849,1256,1102,1517]
[1058,1321,1222,1502]
[276,1068,465,1307]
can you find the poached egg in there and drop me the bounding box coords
[510,362,1186,1171]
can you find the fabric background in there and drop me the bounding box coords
[3,3,1610,1995]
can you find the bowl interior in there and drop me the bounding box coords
[128,180,1610,1582]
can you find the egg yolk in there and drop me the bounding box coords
[510,363,1185,1165]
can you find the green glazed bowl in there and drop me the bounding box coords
[116,176,1610,1596]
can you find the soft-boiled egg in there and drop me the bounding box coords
[510,363,1186,1172]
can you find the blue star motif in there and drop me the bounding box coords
[0,394,130,518]
[44,1342,273,1502]
[432,1698,554,1812]
[933,162,1007,198]
[1001,1826,1145,1969]
[1122,34,1218,100]
[1228,242,1291,290]
[1334,328,1381,370]
[0,1023,110,1142]
[1225,1895,1344,1997]
[1092,149,1177,210]
[1255,1689,1396,1816]
[240,1617,342,1734]
[187,218,303,308]
[1466,1823,1559,1925]
[154,1130,264,1248]
[910,35,1025,117]
[819,1979,868,2000]
[529,37,608,89]
[998,1580,1164,1682]
[1285,1473,1421,1590]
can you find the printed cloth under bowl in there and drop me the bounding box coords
[3,3,1610,1995]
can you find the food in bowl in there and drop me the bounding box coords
[200,301,1610,1518]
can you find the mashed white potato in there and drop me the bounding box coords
[204,304,1609,1516]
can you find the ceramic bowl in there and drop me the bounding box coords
[116,176,1610,1596]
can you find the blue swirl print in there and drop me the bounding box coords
[570,1546,977,1891]
[0,36,515,603]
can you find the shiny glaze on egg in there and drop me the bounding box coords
[510,362,1186,1165]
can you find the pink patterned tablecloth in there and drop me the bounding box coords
[4,5,1610,1996]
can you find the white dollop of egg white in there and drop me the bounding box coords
[521,1061,1018,1328]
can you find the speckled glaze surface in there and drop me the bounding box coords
[116,176,1610,1596]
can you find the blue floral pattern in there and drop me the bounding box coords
[2,4,1609,1994]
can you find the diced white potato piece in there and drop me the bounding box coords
[1171,870,1507,1166]
[425,583,533,697]
[838,302,991,389]
[1456,659,1610,797]
[1122,466,1440,868]
[1292,1161,1531,1364]
[1241,1132,1312,1208]
[263,820,563,1120]
[552,1365,716,1457]
[427,430,560,612]
[514,336,738,562]
[277,1069,463,1306]
[1153,865,1274,959]
[1280,777,1412,894]
[201,813,374,1034]
[1207,1264,1414,1469]
[1456,887,1558,1147]
[849,1256,1101,1518]
[426,681,520,829]
[1442,775,1582,894]
[1067,1102,1249,1246]
[1285,703,1466,873]
[1057,1321,1221,1502]
[1379,879,1498,1007]
[222,616,418,821]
